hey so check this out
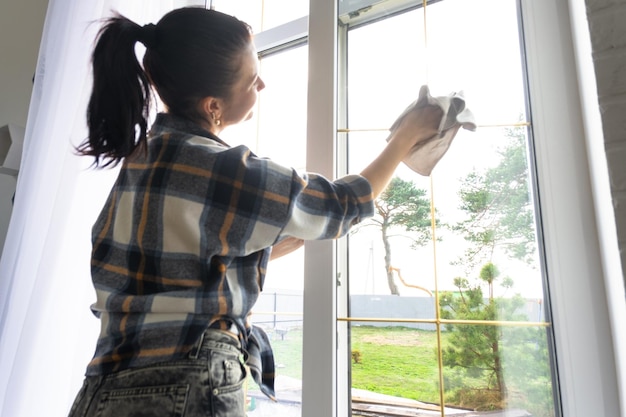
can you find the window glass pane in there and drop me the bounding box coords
[211,0,309,33]
[221,45,308,170]
[442,324,557,415]
[424,0,527,125]
[343,1,558,417]
[256,46,308,170]
[345,9,427,130]
[220,44,307,417]
[344,130,438,319]
[350,322,445,411]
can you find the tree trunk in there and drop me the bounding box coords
[382,223,400,295]
[492,339,507,399]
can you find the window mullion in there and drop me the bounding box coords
[336,21,350,417]
[301,1,339,417]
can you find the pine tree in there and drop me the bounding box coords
[440,127,554,416]
[355,177,434,295]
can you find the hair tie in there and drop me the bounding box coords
[137,23,158,48]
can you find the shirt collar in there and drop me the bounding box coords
[150,113,230,148]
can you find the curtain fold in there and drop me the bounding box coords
[0,1,184,416]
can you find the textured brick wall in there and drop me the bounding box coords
[585,0,626,279]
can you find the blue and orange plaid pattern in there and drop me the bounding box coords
[85,113,374,398]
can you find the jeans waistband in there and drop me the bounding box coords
[189,328,242,360]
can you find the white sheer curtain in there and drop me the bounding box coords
[0,1,186,416]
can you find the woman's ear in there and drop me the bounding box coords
[199,96,223,121]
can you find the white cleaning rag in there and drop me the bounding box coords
[388,85,477,176]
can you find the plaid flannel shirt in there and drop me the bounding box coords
[86,113,374,398]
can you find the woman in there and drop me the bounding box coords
[69,6,441,417]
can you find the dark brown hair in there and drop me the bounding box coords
[77,7,252,167]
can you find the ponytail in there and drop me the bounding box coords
[77,14,153,167]
[78,8,253,167]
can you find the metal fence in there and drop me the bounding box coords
[252,291,545,332]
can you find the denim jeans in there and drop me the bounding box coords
[68,330,247,417]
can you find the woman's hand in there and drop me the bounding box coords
[360,104,443,199]
[390,104,443,150]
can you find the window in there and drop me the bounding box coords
[342,1,557,416]
[214,1,620,417]
[219,7,309,416]
[210,0,308,33]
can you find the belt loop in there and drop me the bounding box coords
[189,331,206,359]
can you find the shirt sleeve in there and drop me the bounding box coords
[213,145,375,256]
[279,170,375,240]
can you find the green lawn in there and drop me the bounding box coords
[350,326,444,403]
[264,325,553,417]
[268,325,446,403]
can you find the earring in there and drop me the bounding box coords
[211,112,221,126]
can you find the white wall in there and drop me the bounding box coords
[0,1,48,256]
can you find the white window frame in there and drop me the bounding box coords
[519,1,621,416]
[257,1,623,416]
[302,2,340,417]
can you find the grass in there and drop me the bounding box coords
[261,326,554,417]
[350,326,445,403]
[270,327,304,380]
[267,325,446,403]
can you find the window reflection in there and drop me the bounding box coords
[344,1,557,416]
